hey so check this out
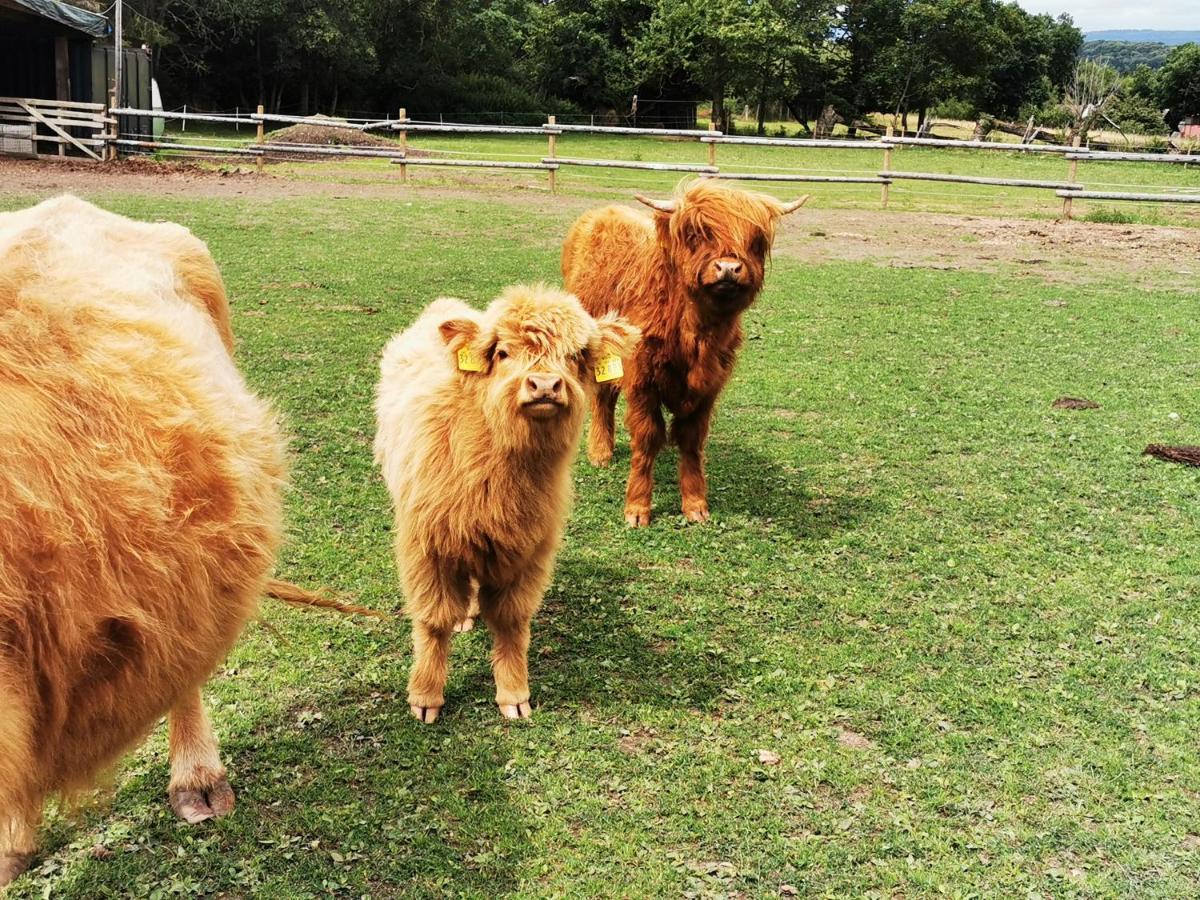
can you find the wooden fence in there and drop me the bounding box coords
[0,97,113,161]
[96,107,1200,218]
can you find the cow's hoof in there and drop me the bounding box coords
[499,701,532,719]
[588,451,613,467]
[625,509,652,527]
[169,776,235,825]
[410,704,442,724]
[683,505,710,523]
[454,616,475,633]
[0,853,33,889]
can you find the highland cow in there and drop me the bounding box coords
[374,284,638,723]
[562,180,807,527]
[0,196,286,888]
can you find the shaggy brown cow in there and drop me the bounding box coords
[562,180,807,527]
[375,284,638,723]
[0,196,286,888]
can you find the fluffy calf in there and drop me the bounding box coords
[375,285,637,723]
[562,180,807,526]
[0,196,285,888]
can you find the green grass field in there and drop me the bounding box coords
[164,124,1200,226]
[3,165,1200,897]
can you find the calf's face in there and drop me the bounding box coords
[637,184,808,316]
[439,285,639,449]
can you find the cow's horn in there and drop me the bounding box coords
[634,194,677,214]
[779,195,810,214]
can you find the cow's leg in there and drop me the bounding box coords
[405,560,471,724]
[587,383,620,467]
[624,391,666,527]
[168,687,235,824]
[673,399,715,523]
[0,816,36,890]
[1,682,37,888]
[479,562,550,719]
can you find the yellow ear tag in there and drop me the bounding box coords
[595,354,624,383]
[456,347,486,372]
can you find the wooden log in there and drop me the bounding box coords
[547,114,557,194]
[547,157,717,173]
[1062,134,1081,219]
[552,123,715,137]
[885,171,1078,190]
[391,122,554,135]
[707,120,717,168]
[398,107,407,183]
[710,173,889,184]
[115,139,262,155]
[255,104,264,175]
[111,107,259,126]
[887,136,1072,153]
[1065,151,1200,164]
[1,96,105,111]
[882,125,893,207]
[260,143,408,159]
[1054,189,1200,203]
[700,135,893,149]
[389,159,557,170]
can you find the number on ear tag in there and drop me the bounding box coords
[457,347,486,372]
[595,354,624,383]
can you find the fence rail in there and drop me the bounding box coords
[38,105,1200,219]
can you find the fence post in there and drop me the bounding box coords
[707,120,717,169]
[182,103,186,132]
[107,87,117,161]
[398,107,408,183]
[1061,134,1081,220]
[881,125,893,208]
[547,114,557,194]
[255,104,264,175]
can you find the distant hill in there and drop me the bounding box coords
[1084,30,1200,46]
[1081,40,1172,72]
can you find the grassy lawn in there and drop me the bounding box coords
[3,180,1200,897]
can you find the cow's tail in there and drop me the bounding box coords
[263,579,389,619]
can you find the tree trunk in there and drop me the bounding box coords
[786,100,813,135]
[300,80,310,116]
[329,77,339,117]
[756,80,768,135]
[711,87,724,131]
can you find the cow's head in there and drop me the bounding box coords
[438,284,640,451]
[636,180,807,317]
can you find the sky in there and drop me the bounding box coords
[1014,0,1198,32]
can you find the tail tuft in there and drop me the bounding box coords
[263,579,389,619]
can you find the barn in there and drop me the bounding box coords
[0,0,109,104]
[0,0,153,159]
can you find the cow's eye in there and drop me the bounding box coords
[751,236,767,256]
[495,349,509,361]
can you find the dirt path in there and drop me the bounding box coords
[3,157,1196,288]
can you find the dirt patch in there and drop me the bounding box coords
[2,157,1196,285]
[1144,444,1200,467]
[1052,397,1100,410]
[772,209,1200,287]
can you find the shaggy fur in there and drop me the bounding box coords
[562,180,806,526]
[0,196,286,888]
[375,284,638,723]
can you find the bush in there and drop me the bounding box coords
[931,98,978,121]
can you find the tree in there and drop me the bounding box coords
[1157,43,1200,126]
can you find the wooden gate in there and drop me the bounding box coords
[0,97,111,160]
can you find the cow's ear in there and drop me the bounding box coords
[595,312,641,360]
[438,317,479,349]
